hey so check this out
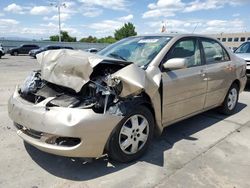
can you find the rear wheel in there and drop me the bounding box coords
[108,106,154,163]
[219,83,239,115]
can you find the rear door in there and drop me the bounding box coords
[19,45,27,54]
[161,37,208,125]
[23,45,32,54]
[200,38,234,108]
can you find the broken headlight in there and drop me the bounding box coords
[105,75,123,95]
[20,71,43,95]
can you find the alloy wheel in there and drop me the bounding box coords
[119,115,149,155]
[227,88,238,110]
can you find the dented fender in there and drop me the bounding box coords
[112,64,163,133]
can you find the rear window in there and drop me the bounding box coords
[201,39,230,64]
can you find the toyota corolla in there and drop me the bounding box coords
[8,34,247,162]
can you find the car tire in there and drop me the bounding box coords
[13,51,18,56]
[108,105,154,163]
[219,83,239,115]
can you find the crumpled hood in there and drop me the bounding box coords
[36,49,124,92]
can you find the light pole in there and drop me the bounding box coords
[50,1,66,42]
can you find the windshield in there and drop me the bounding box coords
[98,36,172,67]
[235,42,250,53]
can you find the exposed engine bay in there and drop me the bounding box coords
[19,63,129,114]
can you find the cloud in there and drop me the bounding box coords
[43,13,71,21]
[203,19,245,33]
[146,18,246,34]
[184,0,250,12]
[143,0,250,18]
[184,0,223,12]
[4,3,25,14]
[81,7,103,17]
[0,18,20,31]
[0,18,19,25]
[232,13,240,17]
[88,20,123,34]
[88,15,134,35]
[118,14,133,21]
[30,6,52,15]
[78,0,128,10]
[143,10,175,19]
[40,22,81,36]
[143,0,184,18]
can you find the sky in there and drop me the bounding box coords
[0,0,250,40]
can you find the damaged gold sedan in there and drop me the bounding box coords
[8,34,247,162]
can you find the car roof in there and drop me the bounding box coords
[131,33,217,40]
[21,44,38,46]
[45,45,60,47]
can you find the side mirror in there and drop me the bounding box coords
[163,58,188,70]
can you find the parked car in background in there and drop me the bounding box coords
[29,45,74,58]
[234,41,250,78]
[85,48,99,53]
[8,44,39,56]
[8,34,247,162]
[0,44,5,58]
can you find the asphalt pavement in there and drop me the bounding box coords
[0,54,250,188]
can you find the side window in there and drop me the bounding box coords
[168,39,201,68]
[201,39,230,64]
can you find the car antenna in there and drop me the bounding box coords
[192,23,199,34]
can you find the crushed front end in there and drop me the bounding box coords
[8,49,162,158]
[8,70,126,157]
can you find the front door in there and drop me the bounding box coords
[161,37,207,125]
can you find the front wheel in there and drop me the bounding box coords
[108,106,154,163]
[219,83,239,115]
[13,51,18,56]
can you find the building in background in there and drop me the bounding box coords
[210,32,250,51]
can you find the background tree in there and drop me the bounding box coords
[97,36,116,43]
[50,31,76,42]
[79,36,98,43]
[80,36,117,43]
[114,22,137,40]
